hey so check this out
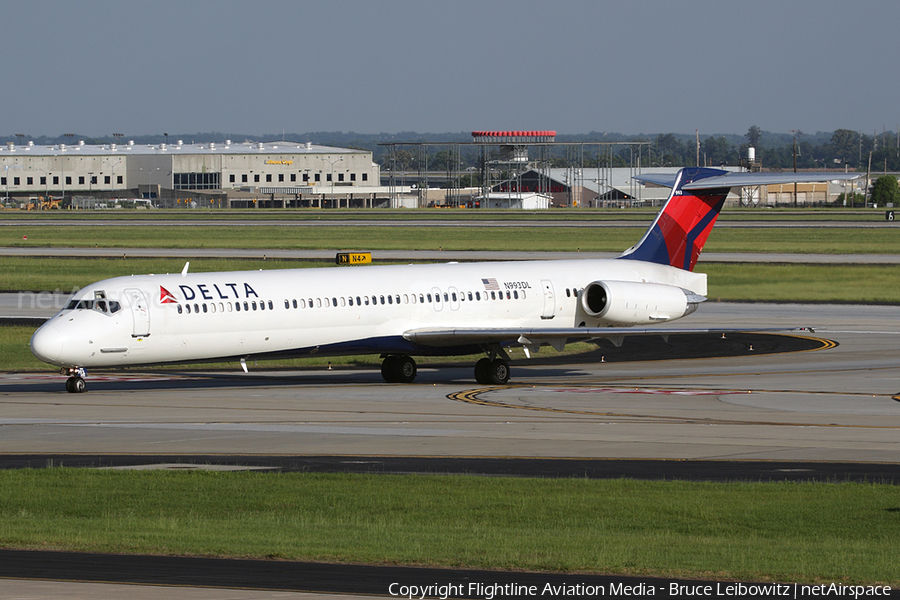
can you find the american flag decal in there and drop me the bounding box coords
[481,278,500,290]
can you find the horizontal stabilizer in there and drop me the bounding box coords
[635,170,861,191]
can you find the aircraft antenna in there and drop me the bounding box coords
[181,262,190,277]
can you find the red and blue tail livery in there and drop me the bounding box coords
[620,167,731,272]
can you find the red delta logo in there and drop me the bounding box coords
[159,286,179,304]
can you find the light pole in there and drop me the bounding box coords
[139,167,161,204]
[103,158,122,194]
[319,156,343,208]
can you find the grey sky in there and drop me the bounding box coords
[2,0,897,138]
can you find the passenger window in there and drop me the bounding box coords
[243,302,249,311]
[259,302,265,311]
[177,305,183,314]
[388,295,393,305]
[308,298,313,307]
[372,295,377,305]
[365,296,370,305]
[194,303,200,313]
[292,299,298,309]
[443,293,449,302]
[490,291,496,300]
[210,303,216,313]
[348,297,354,306]
[186,304,192,314]
[380,295,385,305]
[514,291,519,299]
[468,292,473,301]
[356,296,361,306]
[332,297,337,307]
[203,304,208,313]
[285,300,290,309]
[268,300,273,310]
[427,294,432,302]
[419,294,424,303]
[476,292,481,301]
[228,302,232,312]
[235,303,240,312]
[451,293,457,301]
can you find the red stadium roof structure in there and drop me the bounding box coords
[471,131,556,143]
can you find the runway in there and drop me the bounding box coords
[2,303,899,461]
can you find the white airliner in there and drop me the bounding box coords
[30,167,858,393]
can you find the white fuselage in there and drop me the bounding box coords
[30,258,706,369]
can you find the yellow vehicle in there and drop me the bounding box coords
[24,196,60,210]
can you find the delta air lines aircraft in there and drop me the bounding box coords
[30,168,858,393]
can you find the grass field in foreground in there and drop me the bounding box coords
[1,470,897,585]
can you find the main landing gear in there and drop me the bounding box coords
[62,367,88,393]
[474,357,510,385]
[381,355,418,383]
[380,348,511,385]
[474,344,511,385]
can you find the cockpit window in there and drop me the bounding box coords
[64,290,121,315]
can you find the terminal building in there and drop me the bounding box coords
[0,139,390,209]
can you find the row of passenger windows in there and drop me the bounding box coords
[285,288,525,310]
[176,300,274,314]
[175,288,527,315]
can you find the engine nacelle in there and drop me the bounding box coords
[580,280,703,326]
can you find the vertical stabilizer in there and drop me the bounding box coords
[620,167,730,271]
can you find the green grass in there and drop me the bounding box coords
[0,470,897,584]
[4,224,900,253]
[3,256,899,302]
[698,263,900,303]
[2,207,890,221]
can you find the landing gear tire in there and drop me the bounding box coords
[381,355,417,383]
[489,358,510,385]
[474,358,492,385]
[65,376,86,394]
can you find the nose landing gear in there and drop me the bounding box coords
[62,367,88,393]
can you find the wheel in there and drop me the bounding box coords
[395,356,417,383]
[474,358,492,384]
[381,356,399,383]
[489,359,510,385]
[67,376,87,393]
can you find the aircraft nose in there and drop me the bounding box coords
[30,324,63,364]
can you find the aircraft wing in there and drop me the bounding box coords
[634,170,860,191]
[403,326,815,349]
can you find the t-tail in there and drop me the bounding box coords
[619,167,731,272]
